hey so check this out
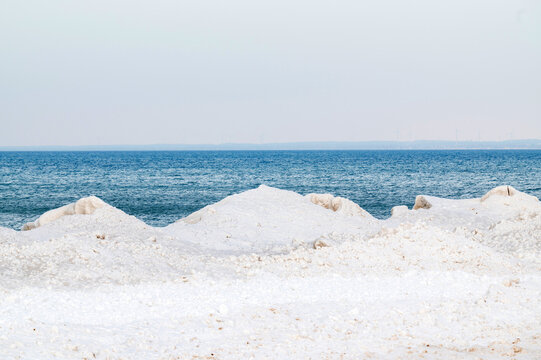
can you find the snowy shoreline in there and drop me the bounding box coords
[1,185,540,359]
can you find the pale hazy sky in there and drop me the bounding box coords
[1,0,540,146]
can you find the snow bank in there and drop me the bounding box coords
[411,185,539,214]
[386,185,541,261]
[21,196,106,230]
[480,184,540,209]
[0,184,540,359]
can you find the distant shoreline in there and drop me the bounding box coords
[1,140,540,151]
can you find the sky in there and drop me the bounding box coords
[0,0,540,146]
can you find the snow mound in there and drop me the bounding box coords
[1,184,539,290]
[480,185,540,209]
[306,193,374,218]
[169,185,376,253]
[22,196,107,231]
[383,185,541,262]
[1,185,540,358]
[411,185,539,213]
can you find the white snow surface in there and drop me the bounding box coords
[1,185,540,359]
[21,196,106,231]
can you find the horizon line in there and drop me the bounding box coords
[1,139,541,151]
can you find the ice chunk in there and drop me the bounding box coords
[481,185,517,201]
[413,195,432,210]
[21,196,106,230]
[306,193,373,218]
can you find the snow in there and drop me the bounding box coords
[306,192,374,218]
[1,185,540,359]
[21,196,106,231]
[167,185,378,254]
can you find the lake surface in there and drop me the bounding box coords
[0,150,540,229]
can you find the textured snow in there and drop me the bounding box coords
[306,192,374,218]
[21,196,106,231]
[168,185,378,254]
[1,185,540,359]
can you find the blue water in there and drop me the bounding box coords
[0,150,540,229]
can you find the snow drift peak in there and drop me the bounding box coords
[481,185,517,201]
[306,193,373,218]
[479,185,539,208]
[410,185,539,215]
[22,196,107,231]
[179,186,374,226]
